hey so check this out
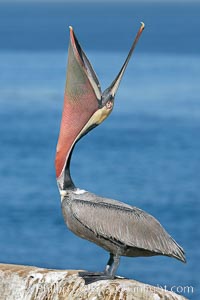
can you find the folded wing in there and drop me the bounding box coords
[71,197,185,262]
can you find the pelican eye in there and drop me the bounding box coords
[106,100,113,109]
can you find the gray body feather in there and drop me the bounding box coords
[62,189,185,262]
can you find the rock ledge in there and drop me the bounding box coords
[0,263,187,300]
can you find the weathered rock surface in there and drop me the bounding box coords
[0,263,188,300]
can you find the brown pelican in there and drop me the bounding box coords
[55,23,186,281]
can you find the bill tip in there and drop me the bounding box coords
[140,22,145,29]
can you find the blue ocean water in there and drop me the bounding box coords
[0,2,200,299]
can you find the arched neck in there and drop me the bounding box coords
[58,147,76,191]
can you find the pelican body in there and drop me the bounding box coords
[55,24,185,280]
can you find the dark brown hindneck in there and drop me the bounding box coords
[57,145,76,191]
[63,148,76,190]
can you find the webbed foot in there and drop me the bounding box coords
[78,271,114,284]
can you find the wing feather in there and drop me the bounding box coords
[70,196,185,261]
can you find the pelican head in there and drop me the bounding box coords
[55,23,145,191]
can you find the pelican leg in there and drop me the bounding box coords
[78,253,120,284]
[104,253,120,278]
